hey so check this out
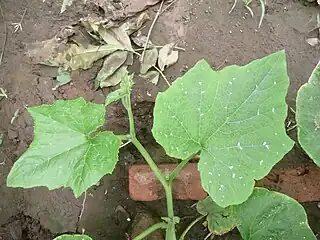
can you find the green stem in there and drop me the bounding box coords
[133,222,167,240]
[124,93,177,239]
[168,157,192,183]
[131,138,169,190]
[179,215,205,240]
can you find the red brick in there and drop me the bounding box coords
[129,163,320,202]
[129,163,207,201]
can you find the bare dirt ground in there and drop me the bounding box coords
[0,0,319,239]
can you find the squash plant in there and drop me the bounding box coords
[297,61,320,166]
[6,51,316,240]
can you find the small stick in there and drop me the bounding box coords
[258,0,266,28]
[153,64,171,86]
[132,50,171,87]
[287,124,297,132]
[140,0,165,62]
[135,45,186,51]
[161,0,178,14]
[11,109,20,125]
[78,191,87,221]
[0,3,7,66]
[229,0,238,14]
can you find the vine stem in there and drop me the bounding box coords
[124,93,176,239]
[133,222,167,240]
[179,215,205,240]
[168,157,192,183]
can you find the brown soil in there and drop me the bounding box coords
[0,0,319,239]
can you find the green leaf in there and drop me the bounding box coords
[7,98,120,197]
[197,197,236,235]
[152,51,294,207]
[95,51,128,89]
[296,61,320,166]
[105,73,134,106]
[53,67,71,90]
[235,188,316,240]
[54,234,93,240]
[44,44,120,71]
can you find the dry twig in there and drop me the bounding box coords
[0,3,7,66]
[140,0,165,62]
[12,8,27,33]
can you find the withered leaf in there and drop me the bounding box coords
[100,65,128,88]
[140,71,159,85]
[140,48,158,74]
[95,51,128,89]
[158,42,179,71]
[43,44,120,70]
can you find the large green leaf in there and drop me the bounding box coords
[235,188,316,240]
[7,98,120,197]
[296,62,320,166]
[197,197,236,235]
[54,234,93,240]
[152,51,294,207]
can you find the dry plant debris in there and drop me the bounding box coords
[27,8,181,89]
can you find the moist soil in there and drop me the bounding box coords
[0,0,319,239]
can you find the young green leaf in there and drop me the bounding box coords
[296,62,320,166]
[53,67,72,90]
[54,234,93,240]
[152,51,294,207]
[7,98,120,197]
[197,197,236,235]
[235,188,316,240]
[105,73,134,106]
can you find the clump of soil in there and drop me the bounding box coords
[0,214,52,240]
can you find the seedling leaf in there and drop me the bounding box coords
[54,234,93,240]
[197,197,236,235]
[235,188,316,240]
[105,73,134,106]
[53,67,71,90]
[296,62,320,166]
[152,51,294,207]
[7,98,120,197]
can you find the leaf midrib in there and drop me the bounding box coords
[202,54,281,147]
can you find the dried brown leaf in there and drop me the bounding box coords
[98,25,133,51]
[306,38,319,46]
[131,34,154,48]
[95,51,128,89]
[140,48,158,74]
[44,44,120,70]
[158,42,179,71]
[100,65,128,88]
[140,71,160,85]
